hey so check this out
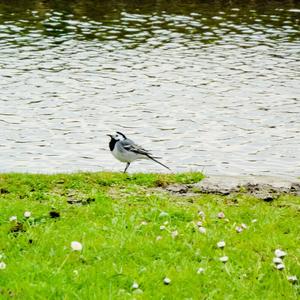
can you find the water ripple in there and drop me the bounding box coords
[0,0,299,177]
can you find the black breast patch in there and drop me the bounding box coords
[109,139,117,151]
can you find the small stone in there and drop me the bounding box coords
[163,277,171,285]
[219,256,229,263]
[217,212,225,219]
[276,263,285,270]
[274,249,287,258]
[217,241,226,248]
[272,257,283,265]
[49,211,60,218]
[287,275,298,283]
[166,184,188,193]
[197,267,205,274]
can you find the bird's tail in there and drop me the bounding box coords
[147,154,171,171]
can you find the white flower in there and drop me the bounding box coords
[251,219,257,223]
[197,267,205,274]
[156,235,163,241]
[241,223,247,229]
[160,225,166,231]
[9,216,17,222]
[276,263,285,270]
[196,221,202,227]
[198,211,205,218]
[71,241,83,251]
[163,277,171,285]
[159,211,168,217]
[198,226,206,234]
[0,262,6,270]
[217,241,226,248]
[163,221,169,225]
[171,230,178,239]
[217,212,225,219]
[273,257,283,265]
[287,275,298,283]
[219,256,229,263]
[24,211,31,218]
[140,221,147,226]
[236,226,243,233]
[275,249,287,258]
[132,282,139,289]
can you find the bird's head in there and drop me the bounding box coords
[107,131,127,141]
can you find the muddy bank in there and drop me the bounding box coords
[166,176,300,201]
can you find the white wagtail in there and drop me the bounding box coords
[107,132,170,173]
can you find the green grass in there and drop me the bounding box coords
[0,172,299,299]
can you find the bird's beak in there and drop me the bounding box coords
[107,134,112,138]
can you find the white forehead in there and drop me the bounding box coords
[114,133,125,140]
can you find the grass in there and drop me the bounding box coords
[0,172,299,299]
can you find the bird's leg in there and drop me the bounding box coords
[123,162,130,173]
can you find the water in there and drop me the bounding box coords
[0,0,299,177]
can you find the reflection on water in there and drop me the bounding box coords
[0,0,299,177]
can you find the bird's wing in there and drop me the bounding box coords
[120,139,152,156]
[120,138,171,171]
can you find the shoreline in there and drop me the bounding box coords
[166,175,300,201]
[1,172,299,199]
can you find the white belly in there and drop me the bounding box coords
[112,146,146,163]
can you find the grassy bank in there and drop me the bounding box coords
[0,172,299,299]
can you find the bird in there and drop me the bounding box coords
[107,131,170,173]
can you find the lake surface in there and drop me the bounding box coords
[0,0,299,177]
